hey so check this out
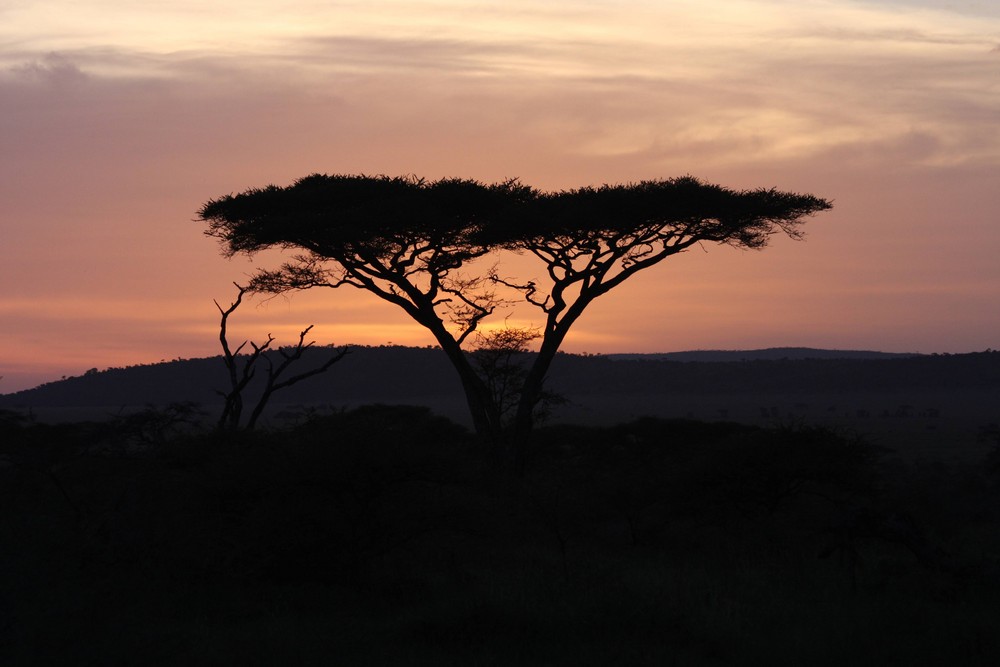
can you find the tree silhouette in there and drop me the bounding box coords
[490,178,832,462]
[202,175,531,440]
[200,174,830,467]
[214,282,350,430]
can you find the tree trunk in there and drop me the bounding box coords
[425,323,502,446]
[509,297,592,472]
[508,336,562,472]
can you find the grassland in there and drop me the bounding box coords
[3,405,999,665]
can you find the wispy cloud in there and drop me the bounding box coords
[3,0,996,178]
[7,51,87,84]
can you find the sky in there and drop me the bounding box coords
[1,0,998,393]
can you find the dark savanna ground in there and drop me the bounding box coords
[3,398,1000,665]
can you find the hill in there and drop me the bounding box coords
[606,347,921,362]
[2,349,998,457]
[3,347,985,413]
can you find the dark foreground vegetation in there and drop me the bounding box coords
[3,405,1000,665]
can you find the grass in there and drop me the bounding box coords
[2,406,999,665]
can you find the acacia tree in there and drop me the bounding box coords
[490,178,832,456]
[199,174,830,465]
[201,175,533,440]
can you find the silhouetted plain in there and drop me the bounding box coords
[2,407,999,664]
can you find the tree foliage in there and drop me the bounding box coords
[203,174,533,344]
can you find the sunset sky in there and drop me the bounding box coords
[2,0,998,393]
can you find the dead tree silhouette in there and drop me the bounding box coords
[215,283,350,430]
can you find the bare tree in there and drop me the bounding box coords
[214,283,350,430]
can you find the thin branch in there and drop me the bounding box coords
[246,336,351,429]
[490,274,551,312]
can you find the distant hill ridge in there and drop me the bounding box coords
[3,347,997,418]
[607,348,923,362]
